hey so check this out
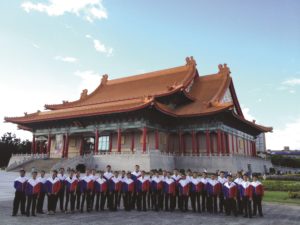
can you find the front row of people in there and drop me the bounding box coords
[12,166,264,219]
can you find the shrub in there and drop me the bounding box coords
[288,192,300,199]
[263,180,300,192]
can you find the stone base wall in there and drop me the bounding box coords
[92,152,272,174]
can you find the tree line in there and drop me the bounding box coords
[0,132,31,168]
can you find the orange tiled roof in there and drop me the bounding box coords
[4,56,272,133]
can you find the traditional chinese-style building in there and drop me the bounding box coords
[5,57,273,173]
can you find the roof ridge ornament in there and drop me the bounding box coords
[101,74,109,85]
[80,89,88,100]
[185,56,197,67]
[218,63,231,76]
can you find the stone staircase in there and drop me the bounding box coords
[8,158,61,172]
[51,154,95,171]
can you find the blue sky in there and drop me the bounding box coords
[0,0,299,149]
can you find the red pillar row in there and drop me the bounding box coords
[253,141,257,157]
[206,130,210,156]
[117,128,122,153]
[142,127,147,153]
[210,133,214,155]
[64,133,69,158]
[222,131,226,155]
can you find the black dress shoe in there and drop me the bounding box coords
[11,214,17,216]
[32,214,36,217]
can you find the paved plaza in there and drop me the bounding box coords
[1,171,299,225]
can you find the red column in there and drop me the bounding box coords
[206,130,210,156]
[226,133,230,155]
[178,130,183,155]
[253,141,257,157]
[217,130,221,156]
[210,133,214,155]
[182,134,186,155]
[79,136,84,156]
[142,127,147,153]
[47,134,51,156]
[131,131,135,152]
[94,129,99,154]
[167,133,170,153]
[192,131,196,154]
[109,133,112,152]
[236,135,239,154]
[155,130,159,150]
[222,132,226,155]
[64,133,69,158]
[196,132,200,155]
[117,128,122,153]
[31,135,36,154]
[243,138,246,156]
[231,134,234,155]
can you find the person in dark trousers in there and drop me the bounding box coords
[241,173,253,218]
[190,172,201,213]
[12,168,27,216]
[218,171,227,213]
[80,169,93,212]
[108,171,121,211]
[104,165,113,209]
[171,169,181,209]
[118,170,126,208]
[223,174,238,217]
[163,172,176,212]
[57,168,67,212]
[150,170,163,211]
[89,169,97,211]
[75,171,81,210]
[94,171,107,211]
[206,173,221,214]
[178,174,189,212]
[122,172,135,211]
[234,171,243,214]
[200,171,208,212]
[45,170,61,215]
[25,170,40,217]
[131,165,141,210]
[36,170,47,214]
[64,169,78,213]
[136,171,149,211]
[251,174,264,217]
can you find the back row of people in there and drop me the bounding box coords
[12,165,264,218]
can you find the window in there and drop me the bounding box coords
[98,136,110,151]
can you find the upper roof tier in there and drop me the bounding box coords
[4,56,272,133]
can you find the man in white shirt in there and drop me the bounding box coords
[36,170,47,214]
[218,171,227,213]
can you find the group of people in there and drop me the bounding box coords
[12,165,264,219]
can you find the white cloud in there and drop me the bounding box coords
[32,43,40,49]
[21,0,107,22]
[266,117,300,150]
[93,39,113,56]
[282,78,300,86]
[54,55,78,63]
[241,107,256,122]
[85,35,113,56]
[74,70,101,92]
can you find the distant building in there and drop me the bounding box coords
[267,147,300,159]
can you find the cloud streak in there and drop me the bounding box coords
[21,0,107,22]
[86,34,113,57]
[54,55,78,63]
[282,78,300,86]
